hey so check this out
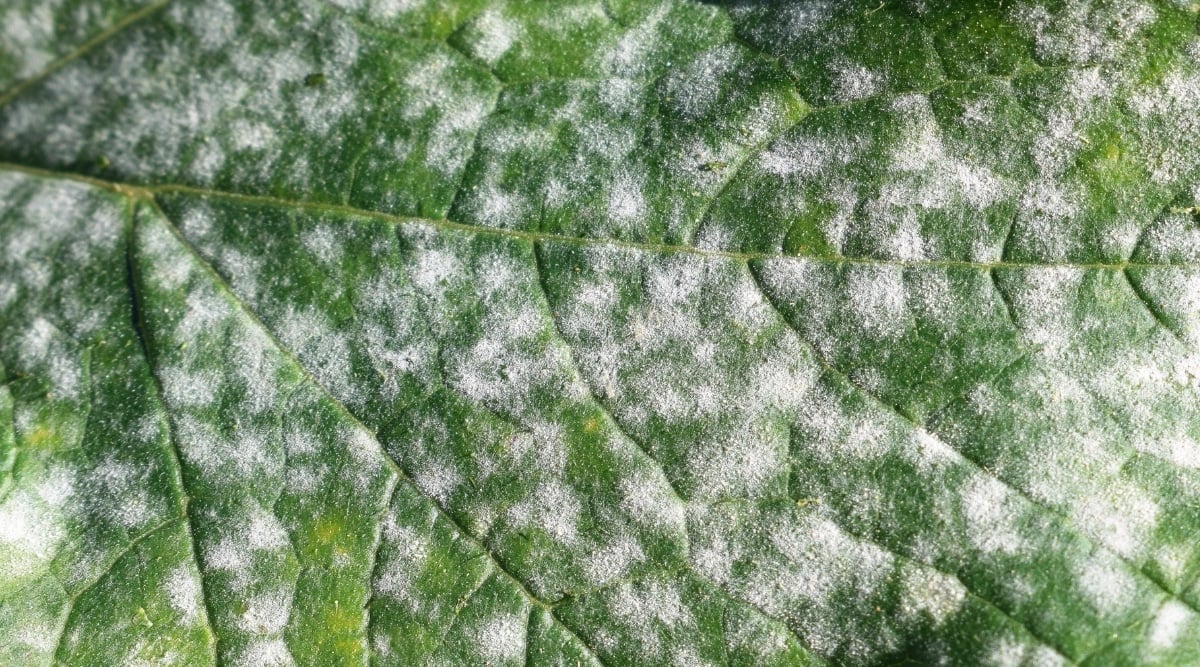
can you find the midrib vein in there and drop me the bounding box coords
[1,162,1196,273]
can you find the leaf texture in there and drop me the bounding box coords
[3,1,1200,665]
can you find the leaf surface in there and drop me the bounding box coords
[3,0,1200,665]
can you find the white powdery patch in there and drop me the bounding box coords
[729,1,832,46]
[1149,600,1194,649]
[15,318,85,400]
[34,466,75,507]
[472,613,526,663]
[661,44,741,121]
[399,49,496,174]
[685,426,789,499]
[165,565,203,622]
[619,471,686,532]
[584,535,645,586]
[170,282,230,348]
[1073,556,1138,617]
[467,8,520,66]
[796,388,898,463]
[845,264,909,340]
[173,417,282,486]
[829,59,883,103]
[274,306,359,408]
[897,567,967,626]
[168,0,238,52]
[1005,267,1084,355]
[746,513,895,657]
[608,578,693,660]
[506,481,581,546]
[238,589,294,635]
[410,459,462,505]
[907,428,959,472]
[234,638,295,667]
[602,4,670,79]
[358,298,437,392]
[607,171,647,230]
[0,488,67,580]
[301,224,343,265]
[760,135,859,181]
[885,94,1007,209]
[1,2,370,190]
[959,477,1026,556]
[231,323,284,415]
[90,456,159,530]
[159,366,220,408]
[984,637,1068,667]
[410,243,464,294]
[204,505,292,588]
[1160,435,1200,470]
[1126,270,1200,345]
[1,1,57,80]
[1069,481,1159,559]
[11,172,121,266]
[375,524,430,607]
[1012,0,1156,65]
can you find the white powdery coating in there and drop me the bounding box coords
[375,524,430,606]
[685,427,789,499]
[238,589,294,635]
[888,95,1007,209]
[0,176,125,337]
[844,264,909,340]
[1,0,58,80]
[1069,481,1159,560]
[89,457,159,530]
[1013,0,1156,65]
[472,613,526,663]
[760,135,859,180]
[607,171,647,229]
[205,504,292,590]
[274,306,359,407]
[0,489,67,579]
[165,564,203,622]
[173,417,282,486]
[399,49,496,174]
[897,567,967,625]
[1149,600,1193,649]
[0,2,377,191]
[1150,271,1200,344]
[468,8,520,66]
[959,477,1026,556]
[603,4,669,79]
[619,470,686,531]
[1074,556,1137,617]
[830,59,882,102]
[301,224,342,265]
[159,366,220,408]
[16,318,84,400]
[985,637,1067,667]
[661,44,741,121]
[234,638,295,667]
[411,459,462,505]
[1006,267,1084,354]
[608,578,692,660]
[506,481,582,546]
[550,245,810,500]
[752,513,893,657]
[584,536,645,586]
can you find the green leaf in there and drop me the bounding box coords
[3,0,1200,665]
